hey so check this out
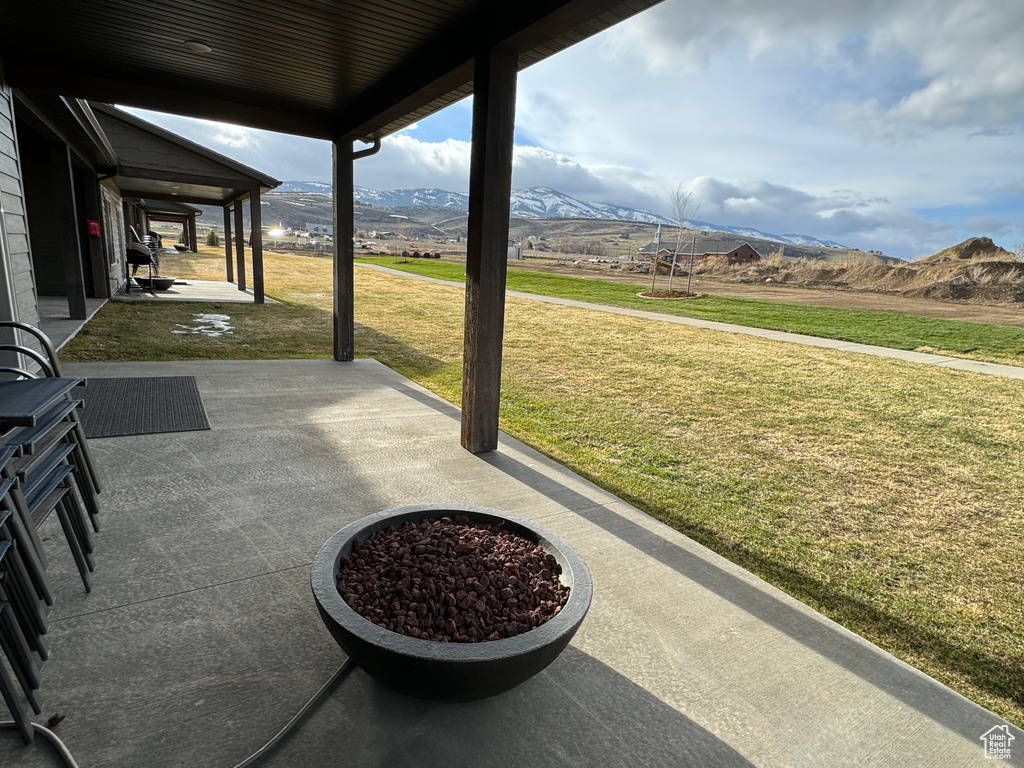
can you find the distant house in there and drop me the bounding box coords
[637,240,762,265]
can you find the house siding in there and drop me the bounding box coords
[100,179,126,295]
[0,82,39,329]
[97,113,250,180]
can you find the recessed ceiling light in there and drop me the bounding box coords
[183,39,212,53]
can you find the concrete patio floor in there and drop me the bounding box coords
[1,359,1019,767]
[110,278,265,305]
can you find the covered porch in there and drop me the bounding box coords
[0,358,1001,767]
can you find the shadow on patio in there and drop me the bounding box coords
[1,359,1017,767]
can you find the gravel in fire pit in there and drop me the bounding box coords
[336,515,571,642]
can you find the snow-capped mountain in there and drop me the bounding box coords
[355,186,469,208]
[276,180,333,194]
[505,186,668,223]
[685,221,847,249]
[274,182,846,249]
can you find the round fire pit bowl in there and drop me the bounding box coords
[134,275,176,291]
[311,504,593,701]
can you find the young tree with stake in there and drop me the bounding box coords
[669,184,700,294]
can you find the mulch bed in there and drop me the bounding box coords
[638,290,699,299]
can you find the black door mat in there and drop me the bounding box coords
[74,376,211,438]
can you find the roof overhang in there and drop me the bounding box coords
[0,0,663,142]
[90,103,280,206]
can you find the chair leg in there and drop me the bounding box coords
[0,598,42,692]
[67,418,102,495]
[67,451,101,534]
[0,495,53,606]
[59,487,95,560]
[0,541,49,650]
[54,503,92,592]
[0,630,35,744]
[67,416,103,495]
[4,484,47,570]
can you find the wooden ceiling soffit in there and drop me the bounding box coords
[117,166,262,194]
[3,59,336,140]
[123,191,226,207]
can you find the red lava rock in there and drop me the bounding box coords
[336,515,571,642]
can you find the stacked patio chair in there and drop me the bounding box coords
[0,322,103,742]
[0,476,49,743]
[0,321,101,591]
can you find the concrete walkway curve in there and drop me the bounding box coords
[357,262,1024,381]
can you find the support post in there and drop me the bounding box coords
[188,213,198,253]
[82,174,108,298]
[332,140,354,361]
[250,190,264,304]
[461,47,517,454]
[223,206,234,282]
[50,143,87,319]
[234,200,246,291]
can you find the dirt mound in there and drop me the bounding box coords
[688,244,1024,306]
[923,237,1014,263]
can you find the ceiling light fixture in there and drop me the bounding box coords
[183,39,213,53]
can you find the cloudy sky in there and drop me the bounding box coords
[125,0,1023,261]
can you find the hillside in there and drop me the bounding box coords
[270,183,854,251]
[243,193,892,265]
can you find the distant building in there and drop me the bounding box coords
[637,240,762,265]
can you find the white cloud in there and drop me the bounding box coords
[606,0,1024,137]
[358,138,667,212]
[355,135,470,191]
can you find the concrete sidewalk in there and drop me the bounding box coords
[358,262,1024,381]
[1,359,1018,767]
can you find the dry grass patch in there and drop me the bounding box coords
[351,272,1024,726]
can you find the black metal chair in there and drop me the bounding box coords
[125,226,159,294]
[0,349,98,593]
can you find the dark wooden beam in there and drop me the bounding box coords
[234,202,246,292]
[117,166,262,192]
[50,143,88,319]
[188,213,197,253]
[461,48,517,455]
[223,206,234,282]
[250,192,264,304]
[332,140,355,361]
[81,171,108,299]
[123,191,228,206]
[3,59,335,140]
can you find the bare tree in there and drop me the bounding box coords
[1014,242,1024,262]
[668,184,700,293]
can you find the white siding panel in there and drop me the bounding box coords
[0,82,39,327]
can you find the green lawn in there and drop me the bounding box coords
[64,249,1024,726]
[358,256,1024,367]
